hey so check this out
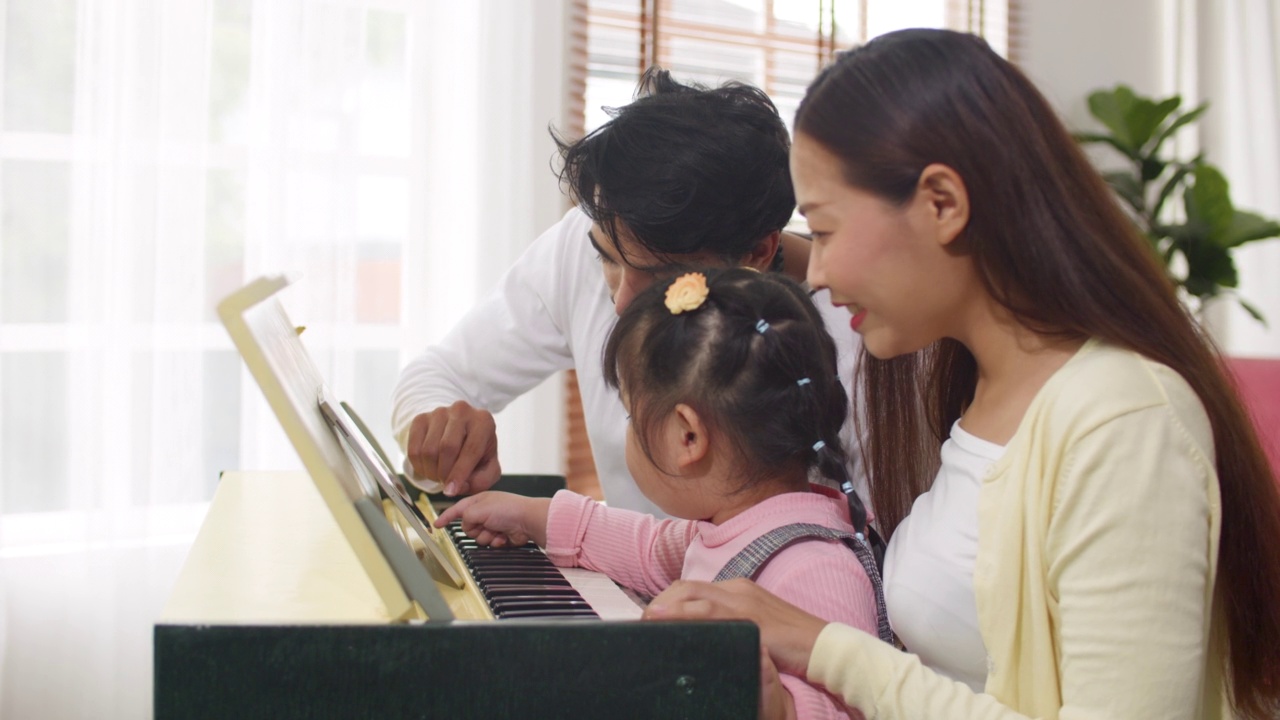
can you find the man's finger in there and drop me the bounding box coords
[434,413,469,489]
[406,414,435,479]
[455,434,501,495]
[446,417,497,491]
[414,412,448,480]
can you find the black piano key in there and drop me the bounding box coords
[483,588,585,600]
[463,548,553,559]
[477,579,571,589]
[466,563,560,571]
[465,563,563,574]
[489,599,593,612]
[458,542,539,547]
[468,567,565,577]
[474,574,570,586]
[492,606,594,618]
[476,579,581,591]
[465,560,561,570]
[462,553,551,562]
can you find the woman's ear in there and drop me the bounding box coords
[916,163,969,246]
[668,403,710,469]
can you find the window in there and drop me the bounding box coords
[563,0,1017,494]
[582,0,1013,135]
[0,0,416,524]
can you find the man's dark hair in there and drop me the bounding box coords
[554,68,794,269]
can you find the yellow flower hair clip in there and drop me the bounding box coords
[664,272,710,314]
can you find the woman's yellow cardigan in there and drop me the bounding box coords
[809,340,1233,719]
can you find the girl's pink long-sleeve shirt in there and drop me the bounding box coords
[544,487,878,720]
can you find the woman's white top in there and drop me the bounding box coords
[883,420,1006,692]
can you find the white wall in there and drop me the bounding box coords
[1018,0,1280,357]
[1018,0,1171,128]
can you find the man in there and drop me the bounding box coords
[392,69,863,515]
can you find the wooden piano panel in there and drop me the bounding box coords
[162,471,395,624]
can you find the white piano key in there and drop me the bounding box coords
[559,567,645,620]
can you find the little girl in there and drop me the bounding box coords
[435,268,888,720]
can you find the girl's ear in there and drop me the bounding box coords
[668,403,710,469]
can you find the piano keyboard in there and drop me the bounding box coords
[445,521,644,621]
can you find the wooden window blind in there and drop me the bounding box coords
[562,0,1019,498]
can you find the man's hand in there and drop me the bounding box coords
[407,400,501,496]
[433,492,552,549]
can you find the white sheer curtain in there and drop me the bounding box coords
[1196,0,1280,357]
[0,1,572,717]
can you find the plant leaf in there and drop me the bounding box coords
[1141,157,1167,182]
[1222,210,1280,248]
[1074,132,1140,161]
[1087,87,1141,153]
[1088,86,1182,153]
[1150,222,1184,242]
[1180,240,1237,297]
[1102,171,1145,212]
[1151,159,1200,219]
[1146,102,1208,158]
[1236,296,1268,327]
[1184,165,1234,242]
[1135,96,1183,150]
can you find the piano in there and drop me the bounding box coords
[153,277,758,719]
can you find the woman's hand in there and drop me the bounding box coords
[433,491,551,548]
[643,578,828,676]
[759,645,797,720]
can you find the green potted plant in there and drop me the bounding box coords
[1076,85,1280,323]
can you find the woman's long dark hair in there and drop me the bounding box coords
[795,29,1279,718]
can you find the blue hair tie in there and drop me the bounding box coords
[796,377,811,387]
[812,440,825,452]
[755,319,770,334]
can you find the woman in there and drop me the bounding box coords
[643,29,1280,720]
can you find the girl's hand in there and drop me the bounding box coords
[433,491,551,548]
[643,578,828,676]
